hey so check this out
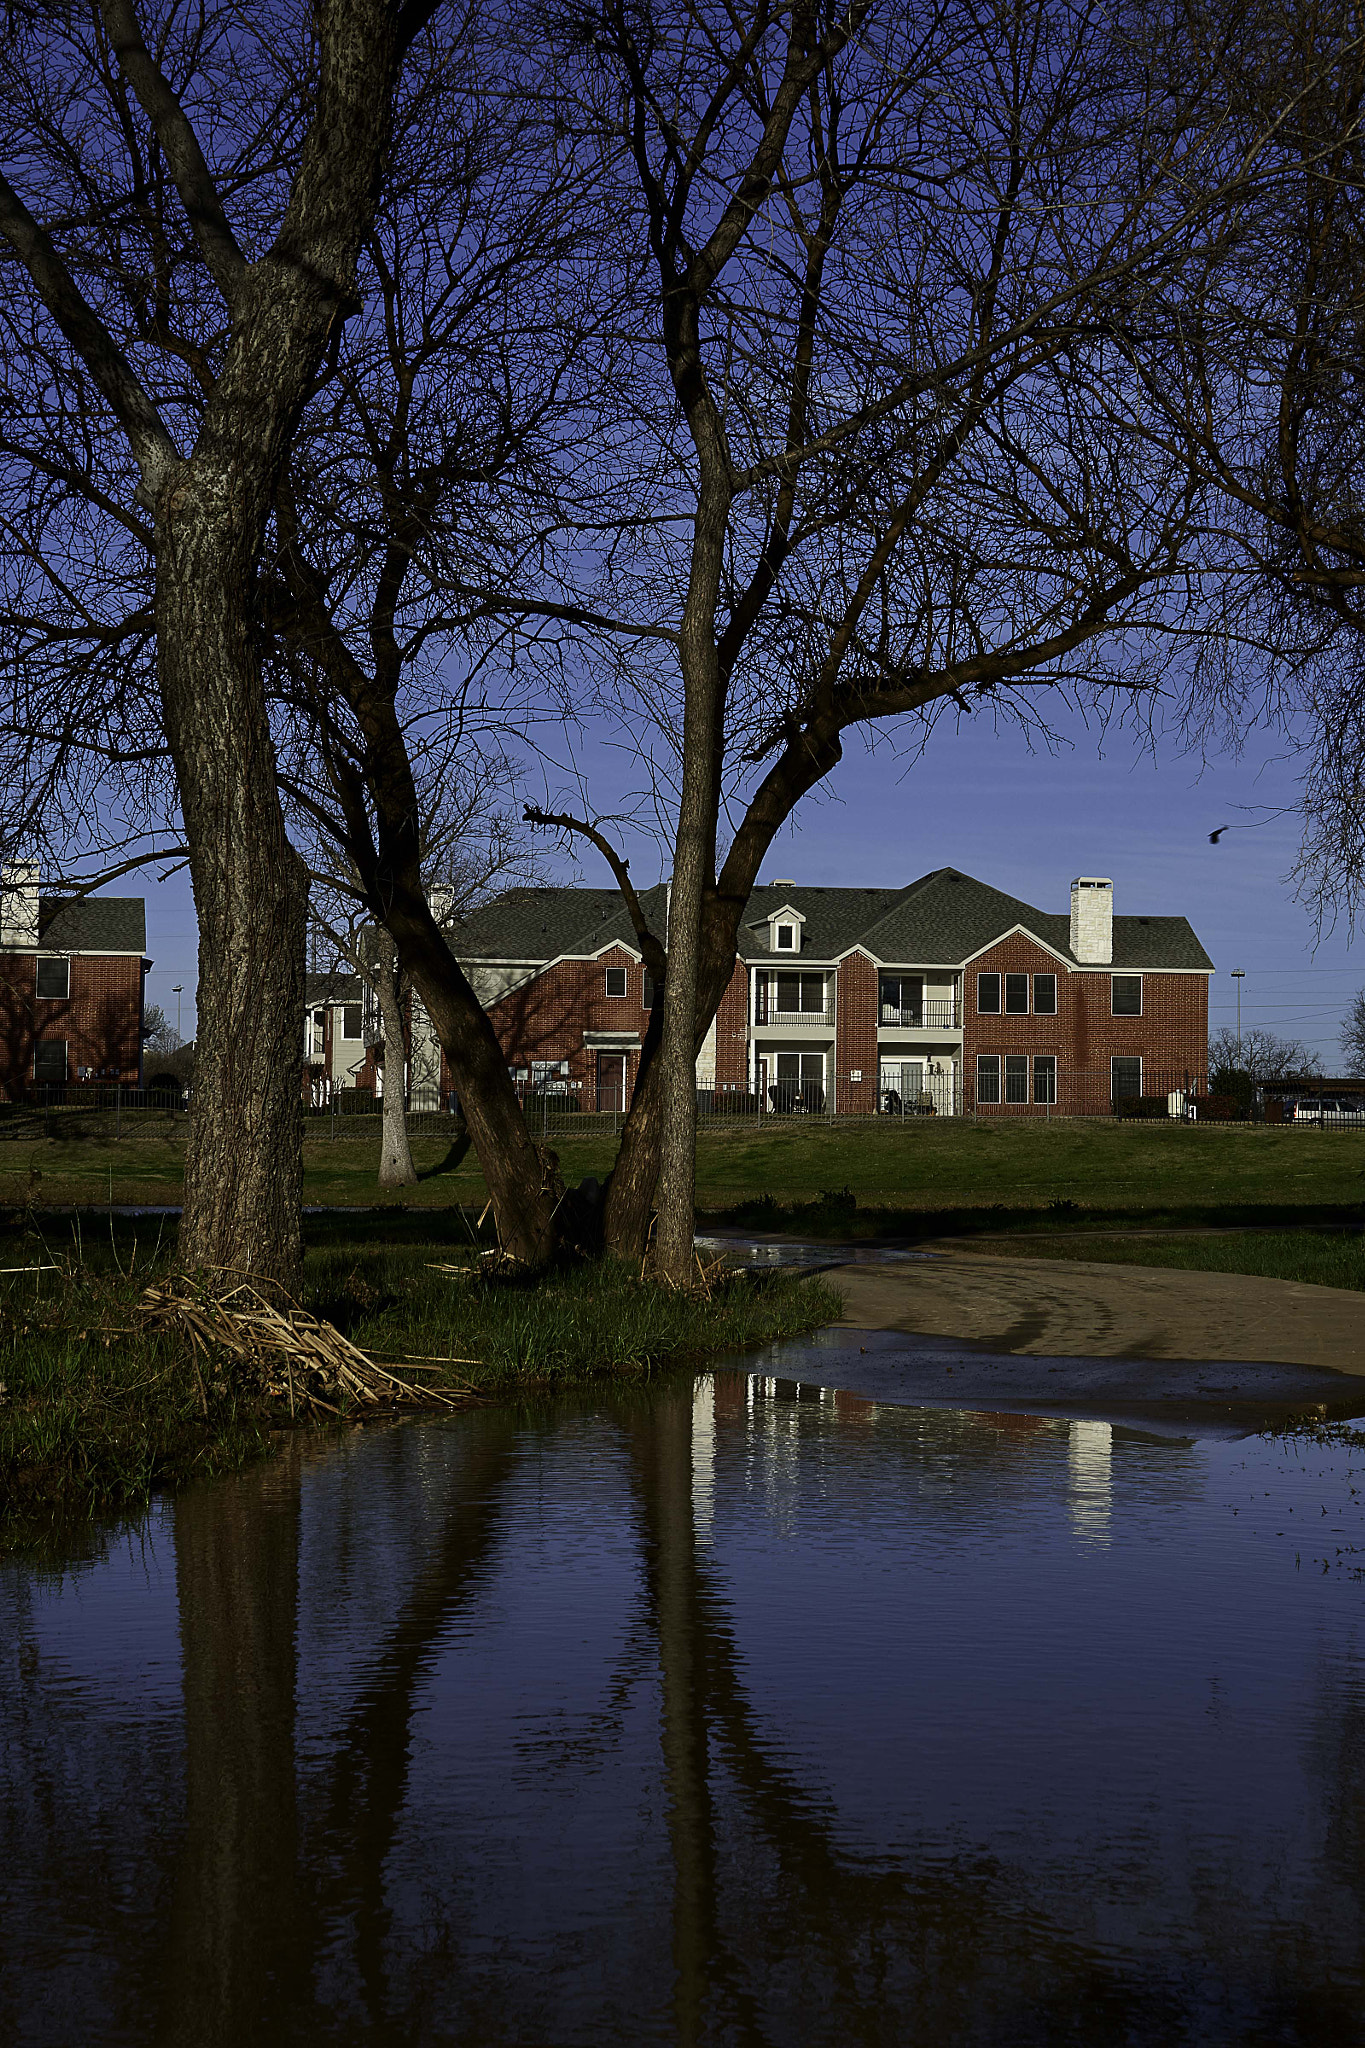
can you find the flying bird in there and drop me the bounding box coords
[1208,825,1230,843]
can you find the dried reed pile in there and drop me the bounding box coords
[136,1276,470,1418]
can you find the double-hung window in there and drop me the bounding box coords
[1034,1055,1057,1105]
[643,971,656,1010]
[1004,974,1029,1015]
[34,1039,67,1082]
[977,974,1001,1014]
[604,966,627,998]
[36,956,69,1000]
[1033,974,1057,1015]
[976,1054,1001,1104]
[1111,975,1142,1017]
[342,1004,362,1040]
[1004,1054,1029,1103]
[1111,1056,1142,1100]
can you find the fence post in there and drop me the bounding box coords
[115,1081,121,1138]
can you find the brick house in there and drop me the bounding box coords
[0,865,150,1098]
[443,869,1212,1116]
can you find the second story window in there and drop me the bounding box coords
[342,1004,362,1040]
[643,971,655,1009]
[36,956,69,999]
[1033,974,1057,1015]
[775,923,795,950]
[775,972,825,1014]
[605,965,627,998]
[977,973,1001,1014]
[1004,974,1029,1014]
[1111,974,1142,1017]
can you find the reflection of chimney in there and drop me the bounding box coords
[1070,876,1112,964]
[0,862,38,948]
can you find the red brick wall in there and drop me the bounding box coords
[835,950,878,1114]
[713,961,750,1091]
[0,951,143,1096]
[961,933,1208,1114]
[483,944,651,1105]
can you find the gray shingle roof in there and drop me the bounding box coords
[450,869,1212,974]
[305,972,363,1004]
[447,883,669,961]
[38,895,146,953]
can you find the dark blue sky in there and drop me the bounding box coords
[140,704,1363,1063]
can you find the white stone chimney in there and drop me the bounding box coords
[0,862,38,948]
[1070,877,1112,964]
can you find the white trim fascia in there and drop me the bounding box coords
[960,925,1075,969]
[1068,963,1214,976]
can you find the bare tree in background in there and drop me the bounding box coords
[1208,1024,1323,1083]
[246,36,599,1258]
[0,0,450,1289]
[507,0,1258,1275]
[298,751,544,1193]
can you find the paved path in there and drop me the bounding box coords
[832,1251,1365,1374]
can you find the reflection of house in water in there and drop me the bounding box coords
[1067,1420,1113,1547]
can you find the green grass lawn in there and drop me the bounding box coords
[973,1228,1365,1293]
[6,1111,1365,1229]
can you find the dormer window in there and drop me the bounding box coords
[776,924,795,951]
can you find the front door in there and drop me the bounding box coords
[596,1052,627,1112]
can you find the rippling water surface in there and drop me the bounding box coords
[3,1364,1365,2045]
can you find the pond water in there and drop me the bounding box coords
[4,1354,1365,2045]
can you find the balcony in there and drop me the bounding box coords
[880,999,958,1030]
[752,1003,836,1030]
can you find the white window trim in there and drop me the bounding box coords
[976,1052,1001,1103]
[1111,1055,1143,1096]
[1110,973,1143,1017]
[1003,1052,1029,1103]
[35,955,70,1000]
[1032,974,1058,1017]
[1033,1053,1058,1105]
[1003,972,1030,1017]
[604,965,628,998]
[976,972,1002,1015]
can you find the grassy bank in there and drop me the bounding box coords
[0,1218,839,1555]
[6,1111,1365,1228]
[964,1228,1365,1293]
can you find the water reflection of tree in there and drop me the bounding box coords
[626,1383,1316,2046]
[155,1440,312,2046]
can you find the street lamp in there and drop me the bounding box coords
[1231,969,1245,1060]
[172,984,183,1040]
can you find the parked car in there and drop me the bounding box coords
[1289,1096,1365,1123]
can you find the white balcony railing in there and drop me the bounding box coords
[753,1003,836,1028]
[880,999,959,1029]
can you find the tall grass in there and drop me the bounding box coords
[0,1232,839,1553]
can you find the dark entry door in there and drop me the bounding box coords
[596,1052,627,1112]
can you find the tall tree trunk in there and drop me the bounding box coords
[160,524,306,1293]
[382,889,559,1264]
[374,946,417,1188]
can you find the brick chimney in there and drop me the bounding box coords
[0,862,38,948]
[1070,876,1112,964]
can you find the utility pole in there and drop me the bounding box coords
[1231,969,1245,1061]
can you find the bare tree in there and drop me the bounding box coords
[1209,1024,1323,1082]
[251,39,600,1261]
[1340,997,1365,1076]
[299,749,544,1194]
[1121,1,1365,923]
[502,0,1254,1274]
[0,0,448,1289]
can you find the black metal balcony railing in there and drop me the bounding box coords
[880,999,958,1029]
